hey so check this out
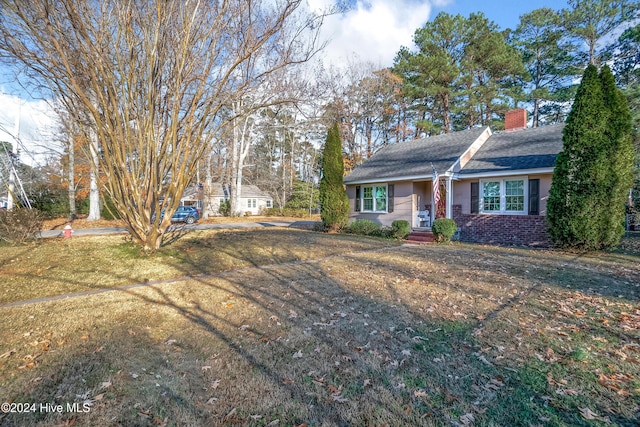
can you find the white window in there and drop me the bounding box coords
[361,185,387,212]
[247,199,257,208]
[480,178,526,214]
[266,200,272,208]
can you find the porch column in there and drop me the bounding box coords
[445,177,453,219]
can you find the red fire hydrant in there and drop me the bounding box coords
[63,224,73,238]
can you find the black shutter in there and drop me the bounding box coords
[470,182,479,214]
[528,179,540,215]
[388,184,394,213]
[355,186,361,212]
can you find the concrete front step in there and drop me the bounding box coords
[405,230,435,244]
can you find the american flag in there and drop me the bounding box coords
[433,167,441,207]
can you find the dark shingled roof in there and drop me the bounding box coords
[459,123,564,175]
[343,127,489,184]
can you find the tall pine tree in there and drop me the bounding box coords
[319,123,349,231]
[547,64,633,250]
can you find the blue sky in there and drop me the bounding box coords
[310,0,571,67]
[433,0,569,30]
[1,0,574,164]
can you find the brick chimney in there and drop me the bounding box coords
[504,108,527,131]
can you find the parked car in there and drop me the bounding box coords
[171,206,200,224]
[153,206,200,224]
[169,206,200,224]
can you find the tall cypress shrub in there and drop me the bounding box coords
[547,64,608,250]
[599,65,634,248]
[319,123,349,231]
[547,64,634,250]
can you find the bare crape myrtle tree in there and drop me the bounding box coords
[0,0,326,250]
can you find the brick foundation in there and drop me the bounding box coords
[452,205,550,246]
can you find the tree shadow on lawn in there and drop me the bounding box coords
[0,229,393,306]
[3,244,639,426]
[419,243,640,302]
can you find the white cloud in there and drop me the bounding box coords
[308,0,437,67]
[0,93,60,166]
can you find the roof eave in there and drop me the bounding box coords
[454,167,555,179]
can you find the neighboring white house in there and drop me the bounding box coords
[204,183,273,217]
[179,184,204,212]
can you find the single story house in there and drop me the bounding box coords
[204,183,273,217]
[343,109,564,246]
[179,184,204,212]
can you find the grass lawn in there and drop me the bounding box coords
[0,230,639,426]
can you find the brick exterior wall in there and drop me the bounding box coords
[452,205,550,246]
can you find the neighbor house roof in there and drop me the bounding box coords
[459,123,564,176]
[343,127,490,184]
[209,183,271,199]
[180,184,203,200]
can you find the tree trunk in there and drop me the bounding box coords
[67,134,76,219]
[87,128,101,220]
[442,92,451,134]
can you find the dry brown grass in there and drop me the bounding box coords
[40,215,319,230]
[0,233,639,426]
[0,228,388,305]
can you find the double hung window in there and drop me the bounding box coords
[480,179,526,214]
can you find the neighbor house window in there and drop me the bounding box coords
[266,200,272,208]
[361,185,387,212]
[247,199,257,208]
[480,178,526,214]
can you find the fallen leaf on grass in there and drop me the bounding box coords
[292,350,303,359]
[363,379,371,387]
[579,407,610,423]
[100,381,112,389]
[332,393,348,403]
[555,388,579,396]
[476,354,493,366]
[211,379,221,389]
[460,413,475,425]
[414,389,427,398]
[205,397,218,404]
[483,377,504,392]
[0,349,16,358]
[93,393,104,401]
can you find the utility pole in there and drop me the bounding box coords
[6,103,20,210]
